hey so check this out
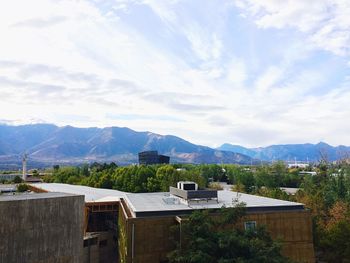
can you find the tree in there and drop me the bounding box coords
[320,220,350,263]
[17,183,29,192]
[13,175,22,184]
[271,161,286,187]
[97,173,114,189]
[80,163,90,177]
[255,166,274,188]
[156,165,181,192]
[168,203,289,263]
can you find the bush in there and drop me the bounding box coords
[13,175,23,184]
[17,183,29,192]
[209,182,223,190]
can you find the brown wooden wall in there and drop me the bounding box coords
[239,210,315,263]
[119,208,315,263]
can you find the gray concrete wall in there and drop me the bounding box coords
[0,193,84,263]
[83,231,118,263]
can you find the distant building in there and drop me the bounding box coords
[0,184,16,194]
[288,163,309,169]
[138,150,170,165]
[0,174,20,181]
[299,171,317,176]
[0,173,42,183]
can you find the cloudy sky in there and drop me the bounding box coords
[0,0,349,147]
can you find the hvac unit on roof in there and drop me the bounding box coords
[177,181,198,191]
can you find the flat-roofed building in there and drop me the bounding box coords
[138,151,170,165]
[0,173,20,181]
[29,182,315,263]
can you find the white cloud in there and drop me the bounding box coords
[255,66,283,93]
[226,59,247,87]
[236,0,350,56]
[0,0,349,148]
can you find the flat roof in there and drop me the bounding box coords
[0,192,80,202]
[30,183,126,202]
[125,190,304,217]
[29,183,305,217]
[0,184,16,189]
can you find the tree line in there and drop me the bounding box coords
[42,161,304,193]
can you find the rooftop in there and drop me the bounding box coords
[30,183,304,218]
[125,190,304,217]
[0,192,80,202]
[30,183,126,202]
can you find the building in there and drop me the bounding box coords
[138,151,170,165]
[0,192,84,263]
[28,182,315,263]
[0,184,16,194]
[0,173,42,183]
[287,162,310,169]
[0,174,20,181]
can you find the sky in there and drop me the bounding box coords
[0,0,350,148]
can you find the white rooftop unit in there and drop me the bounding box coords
[177,181,198,191]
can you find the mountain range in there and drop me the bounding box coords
[217,143,350,162]
[0,124,253,168]
[0,123,348,169]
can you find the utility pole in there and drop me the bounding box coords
[22,154,27,181]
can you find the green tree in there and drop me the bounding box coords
[320,220,350,263]
[255,166,272,188]
[168,204,289,263]
[13,175,22,184]
[156,165,181,191]
[17,183,29,192]
[80,163,90,177]
[32,169,39,177]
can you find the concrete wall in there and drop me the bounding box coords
[84,234,100,263]
[0,193,84,263]
[84,231,118,263]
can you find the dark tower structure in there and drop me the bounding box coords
[138,151,170,165]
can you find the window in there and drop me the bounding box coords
[244,221,257,231]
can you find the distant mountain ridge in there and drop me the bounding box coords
[0,124,253,166]
[1,123,348,168]
[218,142,350,162]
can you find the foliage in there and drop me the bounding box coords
[167,203,289,263]
[13,175,22,184]
[319,220,350,263]
[254,187,291,201]
[17,183,29,192]
[209,182,224,190]
[32,169,39,177]
[45,163,207,193]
